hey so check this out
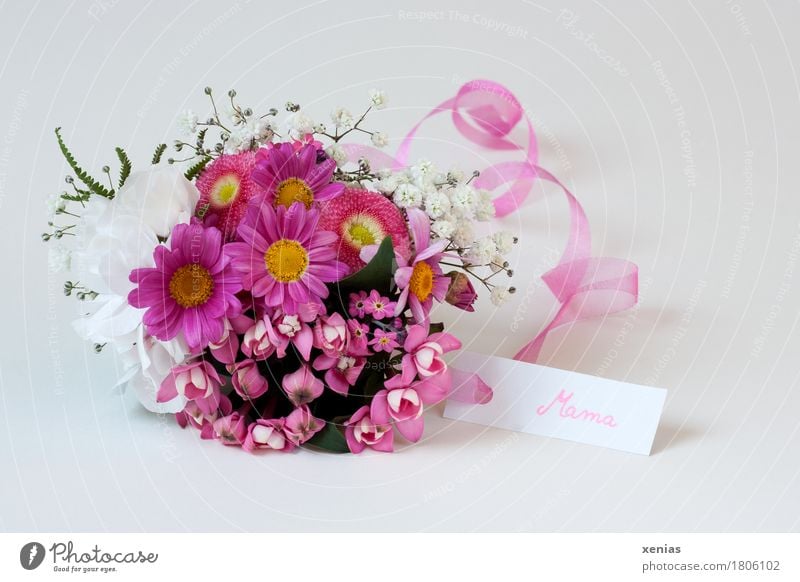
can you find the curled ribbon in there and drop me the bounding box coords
[343,80,639,403]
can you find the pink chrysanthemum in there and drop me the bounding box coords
[195,151,268,240]
[251,142,344,209]
[225,201,349,314]
[318,188,411,270]
[128,221,243,350]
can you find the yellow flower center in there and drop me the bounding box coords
[348,222,376,246]
[210,174,240,206]
[264,239,309,282]
[274,178,313,208]
[409,261,434,302]
[169,264,214,308]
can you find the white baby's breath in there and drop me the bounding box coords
[369,88,387,109]
[370,131,389,148]
[490,286,511,306]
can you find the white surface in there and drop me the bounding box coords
[1,0,799,532]
[443,351,667,455]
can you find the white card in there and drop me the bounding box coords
[443,351,667,455]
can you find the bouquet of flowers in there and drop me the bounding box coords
[44,86,519,453]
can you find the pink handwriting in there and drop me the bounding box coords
[536,389,618,428]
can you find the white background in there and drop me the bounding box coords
[1,0,799,532]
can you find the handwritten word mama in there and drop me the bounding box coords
[536,389,617,428]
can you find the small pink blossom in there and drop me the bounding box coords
[364,290,395,320]
[229,359,269,400]
[313,353,366,395]
[213,412,248,446]
[158,360,223,415]
[283,405,325,445]
[176,397,233,440]
[242,316,276,360]
[445,272,478,312]
[371,377,448,443]
[282,364,324,406]
[346,319,370,356]
[348,291,369,318]
[369,328,399,353]
[243,419,292,453]
[312,312,349,356]
[387,324,462,387]
[265,305,317,361]
[344,405,394,453]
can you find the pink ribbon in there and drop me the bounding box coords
[344,80,639,402]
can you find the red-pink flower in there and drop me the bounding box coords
[128,221,243,351]
[369,328,399,353]
[176,397,232,440]
[241,316,276,360]
[243,419,292,453]
[283,405,324,445]
[158,360,223,415]
[281,364,324,406]
[347,320,370,356]
[251,142,344,209]
[213,412,248,446]
[371,375,451,443]
[364,290,395,320]
[229,359,269,400]
[344,405,394,453]
[445,271,478,312]
[313,353,366,395]
[196,151,267,240]
[265,305,317,361]
[312,312,349,356]
[387,324,462,388]
[226,202,348,314]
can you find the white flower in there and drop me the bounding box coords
[450,184,476,218]
[431,219,455,239]
[325,144,348,166]
[452,220,475,247]
[489,254,506,273]
[474,188,495,220]
[369,88,387,109]
[393,182,423,208]
[410,160,436,188]
[48,245,71,272]
[330,106,354,129]
[46,192,66,218]
[122,327,189,413]
[375,174,398,194]
[467,236,497,265]
[286,111,315,138]
[111,168,199,238]
[370,131,389,148]
[494,231,515,254]
[177,110,199,135]
[447,168,466,183]
[490,286,511,306]
[424,190,451,219]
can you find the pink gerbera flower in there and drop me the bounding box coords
[393,208,449,324]
[251,142,344,209]
[128,221,243,350]
[195,151,267,240]
[225,202,349,314]
[318,188,411,270]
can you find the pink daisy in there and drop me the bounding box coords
[393,208,449,324]
[251,142,344,209]
[348,290,368,318]
[318,188,411,271]
[128,221,242,350]
[225,201,349,314]
[195,151,268,240]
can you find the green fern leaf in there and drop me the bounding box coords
[151,143,167,165]
[54,127,113,199]
[184,156,212,181]
[115,147,132,188]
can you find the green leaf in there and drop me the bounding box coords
[115,147,132,188]
[184,156,212,181]
[429,322,444,334]
[335,236,395,295]
[55,127,113,199]
[151,143,167,164]
[305,422,350,453]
